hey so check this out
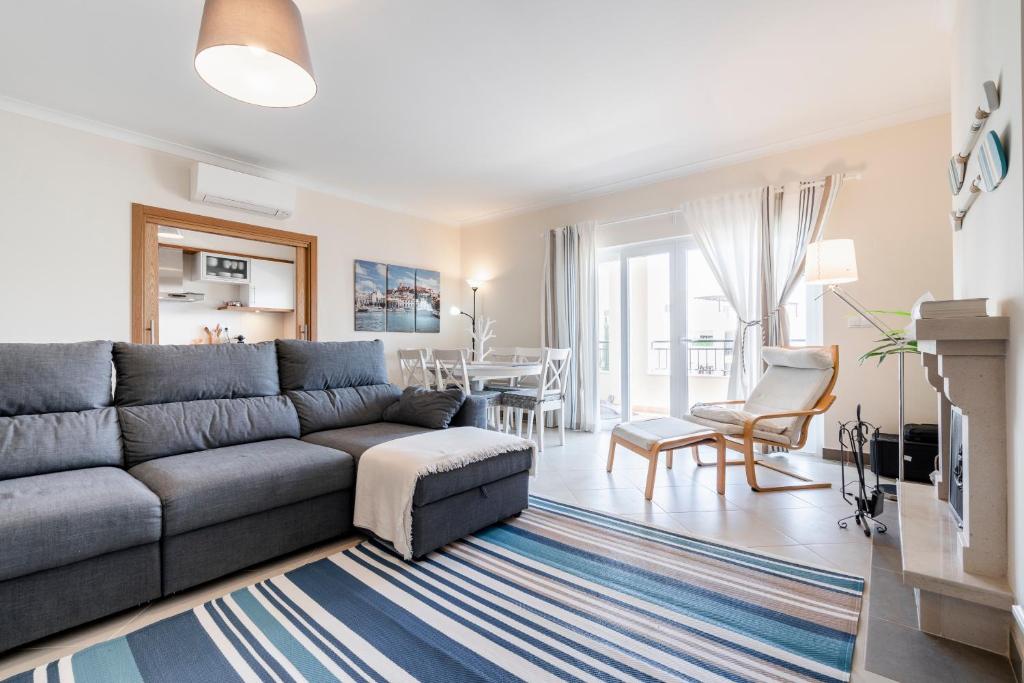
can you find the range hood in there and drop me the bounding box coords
[158,247,205,303]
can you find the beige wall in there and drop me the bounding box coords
[0,109,464,381]
[462,115,955,449]
[951,0,1024,601]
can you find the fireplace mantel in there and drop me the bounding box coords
[899,313,1011,653]
[910,315,1009,577]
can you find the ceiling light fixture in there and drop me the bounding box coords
[194,0,316,108]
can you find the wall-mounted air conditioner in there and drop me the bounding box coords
[190,162,296,219]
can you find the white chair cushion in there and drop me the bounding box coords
[761,346,834,370]
[688,404,788,434]
[612,417,711,451]
[742,364,833,437]
[682,415,792,446]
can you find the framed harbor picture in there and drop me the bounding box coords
[414,269,441,333]
[385,264,417,333]
[354,260,387,332]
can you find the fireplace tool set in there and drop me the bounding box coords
[836,404,887,537]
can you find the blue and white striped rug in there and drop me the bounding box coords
[5,496,864,682]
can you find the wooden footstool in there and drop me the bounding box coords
[607,417,731,498]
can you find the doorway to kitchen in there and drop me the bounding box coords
[131,204,317,344]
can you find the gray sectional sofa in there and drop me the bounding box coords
[0,338,530,653]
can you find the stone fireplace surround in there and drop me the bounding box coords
[900,313,1012,654]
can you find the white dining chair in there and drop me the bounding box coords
[397,348,433,388]
[500,347,572,451]
[482,347,520,429]
[433,348,502,429]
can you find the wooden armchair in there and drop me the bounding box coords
[684,345,839,493]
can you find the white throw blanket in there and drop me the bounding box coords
[353,427,536,560]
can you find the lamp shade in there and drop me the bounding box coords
[195,0,316,108]
[805,239,858,285]
[449,305,462,316]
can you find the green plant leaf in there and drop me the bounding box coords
[867,309,912,317]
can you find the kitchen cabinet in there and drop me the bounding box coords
[242,259,295,310]
[191,252,251,283]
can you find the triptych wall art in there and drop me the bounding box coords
[354,260,440,333]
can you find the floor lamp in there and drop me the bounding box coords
[805,239,905,498]
[449,279,483,360]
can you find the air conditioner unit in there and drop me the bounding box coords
[190,162,296,218]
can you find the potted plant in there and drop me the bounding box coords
[858,310,919,365]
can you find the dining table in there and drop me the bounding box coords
[426,359,543,392]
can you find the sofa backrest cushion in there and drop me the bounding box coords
[0,408,123,479]
[0,341,113,417]
[113,342,280,406]
[276,339,388,391]
[119,395,300,466]
[288,384,402,435]
[0,341,121,479]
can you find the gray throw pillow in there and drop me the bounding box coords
[382,386,466,429]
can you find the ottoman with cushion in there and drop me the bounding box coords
[281,339,534,559]
[113,341,356,595]
[608,417,726,498]
[0,341,162,652]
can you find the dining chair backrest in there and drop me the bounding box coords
[514,347,543,362]
[488,347,518,362]
[536,347,572,400]
[397,348,432,388]
[432,349,471,395]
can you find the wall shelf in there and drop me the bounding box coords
[216,306,294,314]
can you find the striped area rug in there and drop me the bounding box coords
[4,496,864,682]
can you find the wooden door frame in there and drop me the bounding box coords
[131,203,318,343]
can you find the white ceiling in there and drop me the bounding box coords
[0,1,951,225]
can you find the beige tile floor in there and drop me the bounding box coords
[0,428,892,681]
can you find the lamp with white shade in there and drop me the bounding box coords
[806,238,905,495]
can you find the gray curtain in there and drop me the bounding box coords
[542,223,599,432]
[760,174,844,347]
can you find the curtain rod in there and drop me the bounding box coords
[596,173,862,228]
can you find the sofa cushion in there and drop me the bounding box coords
[113,342,280,406]
[382,386,466,429]
[0,341,113,417]
[287,383,401,435]
[0,407,122,479]
[0,467,161,581]
[302,422,435,460]
[129,438,354,536]
[276,339,388,390]
[118,396,301,466]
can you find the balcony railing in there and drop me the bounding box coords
[686,339,732,376]
[601,337,810,377]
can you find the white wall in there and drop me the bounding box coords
[0,109,464,381]
[951,0,1024,600]
[461,116,955,449]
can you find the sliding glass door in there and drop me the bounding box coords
[599,238,699,428]
[598,236,823,451]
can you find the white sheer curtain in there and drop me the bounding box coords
[761,175,844,347]
[542,222,599,432]
[679,190,762,399]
